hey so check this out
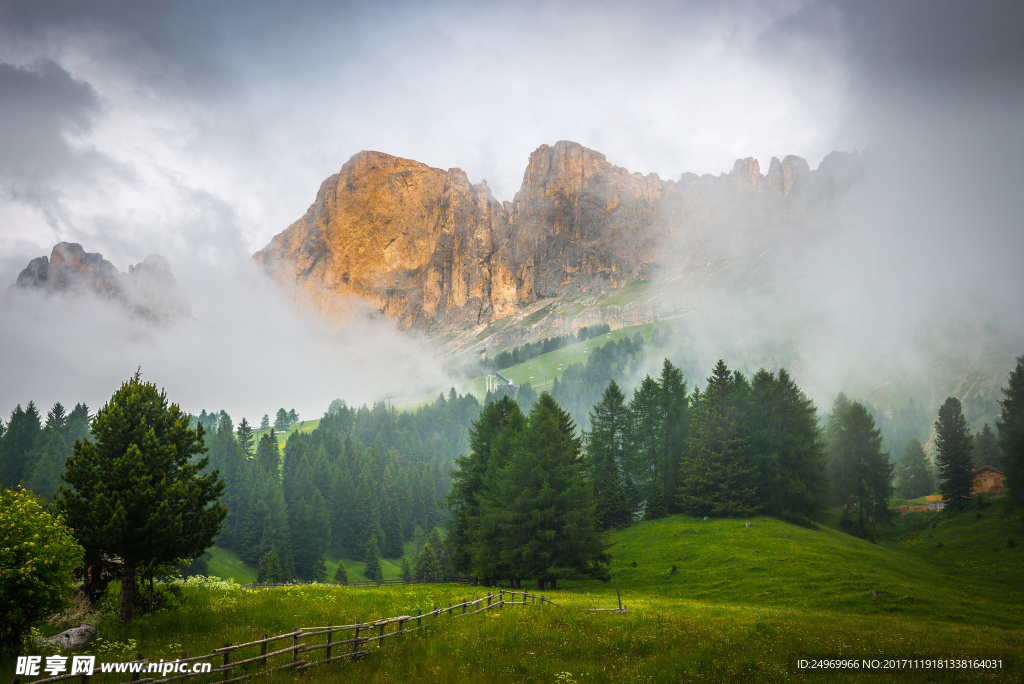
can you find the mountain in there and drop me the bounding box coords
[7,242,191,323]
[254,141,864,339]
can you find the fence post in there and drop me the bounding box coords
[222,643,231,681]
[416,610,421,628]
[353,621,361,656]
[487,593,492,607]
[261,635,268,667]
[131,653,143,682]
[398,618,404,635]
[462,601,466,615]
[448,601,452,616]
[326,624,333,661]
[616,579,622,611]
[293,628,299,664]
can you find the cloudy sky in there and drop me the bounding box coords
[1,0,1022,420]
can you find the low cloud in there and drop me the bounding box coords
[1,256,448,424]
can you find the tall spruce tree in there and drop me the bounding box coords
[0,401,42,486]
[935,397,974,512]
[255,431,280,474]
[446,397,523,577]
[236,418,254,457]
[487,393,609,589]
[472,400,527,584]
[825,394,893,536]
[746,369,823,518]
[624,376,662,516]
[996,356,1024,507]
[677,361,757,517]
[587,381,631,526]
[972,423,1002,468]
[895,438,934,499]
[413,541,440,578]
[363,533,384,582]
[381,467,404,558]
[658,360,689,513]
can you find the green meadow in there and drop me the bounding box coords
[6,501,1023,683]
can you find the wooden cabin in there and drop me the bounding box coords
[972,465,1005,495]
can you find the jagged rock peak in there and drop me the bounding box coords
[8,243,191,323]
[254,141,863,333]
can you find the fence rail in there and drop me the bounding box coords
[12,586,625,684]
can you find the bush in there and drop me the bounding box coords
[1,486,85,648]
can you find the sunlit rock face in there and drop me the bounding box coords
[8,242,191,323]
[255,141,863,332]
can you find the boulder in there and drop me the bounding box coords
[35,623,98,652]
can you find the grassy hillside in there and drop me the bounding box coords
[590,512,1024,630]
[7,513,1023,683]
[206,547,257,584]
[252,418,320,449]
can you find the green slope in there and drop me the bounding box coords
[589,512,1024,630]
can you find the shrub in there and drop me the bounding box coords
[1,486,84,648]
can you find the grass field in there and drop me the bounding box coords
[6,504,1023,683]
[251,419,320,450]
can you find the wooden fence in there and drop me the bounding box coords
[12,587,625,684]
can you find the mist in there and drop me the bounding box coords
[0,256,448,423]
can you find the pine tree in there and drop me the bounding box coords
[400,555,412,580]
[333,559,349,583]
[997,356,1024,507]
[677,361,757,517]
[350,474,379,561]
[255,431,280,474]
[643,474,668,520]
[935,397,974,512]
[593,440,630,530]
[514,382,536,413]
[624,375,662,516]
[588,381,632,526]
[57,372,226,622]
[257,548,284,584]
[972,423,1002,468]
[236,418,254,457]
[747,368,823,518]
[447,396,525,575]
[381,467,404,558]
[489,393,609,589]
[275,408,290,431]
[261,414,270,430]
[0,401,42,486]
[658,360,689,513]
[413,542,440,579]
[25,428,68,504]
[239,470,293,576]
[363,533,384,582]
[895,438,934,499]
[825,395,893,536]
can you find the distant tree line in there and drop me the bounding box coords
[488,324,613,371]
[203,388,481,583]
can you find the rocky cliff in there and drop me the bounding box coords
[255,141,862,332]
[8,242,191,323]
